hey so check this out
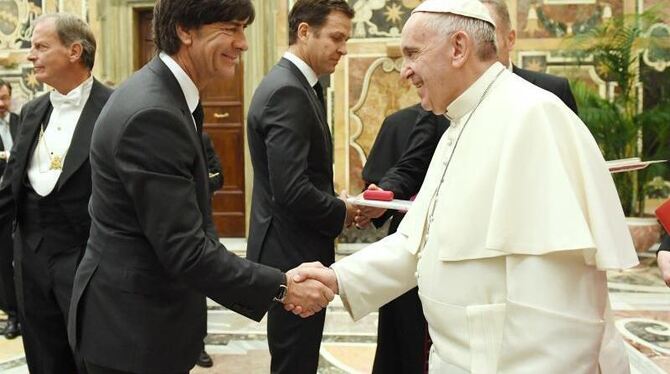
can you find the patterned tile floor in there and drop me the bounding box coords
[1,241,669,373]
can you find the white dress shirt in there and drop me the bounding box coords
[283,51,318,87]
[0,113,12,158]
[28,76,94,196]
[159,52,199,130]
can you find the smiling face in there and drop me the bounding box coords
[301,10,351,76]
[400,14,454,115]
[187,20,249,82]
[27,19,77,88]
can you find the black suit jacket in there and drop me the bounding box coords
[377,67,578,198]
[246,58,346,271]
[68,56,284,374]
[366,104,449,231]
[0,80,112,243]
[513,65,578,115]
[0,112,19,177]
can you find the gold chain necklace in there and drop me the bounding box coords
[37,124,64,171]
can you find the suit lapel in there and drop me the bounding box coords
[279,58,333,153]
[56,79,105,190]
[9,113,18,140]
[148,56,210,214]
[12,96,50,192]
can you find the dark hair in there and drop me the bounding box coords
[0,78,12,95]
[35,13,97,70]
[288,0,355,45]
[153,0,255,55]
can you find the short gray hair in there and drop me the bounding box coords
[35,13,96,70]
[480,0,511,31]
[423,13,497,61]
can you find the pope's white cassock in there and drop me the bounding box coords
[332,62,639,373]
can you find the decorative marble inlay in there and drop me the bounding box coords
[0,0,41,49]
[517,0,623,38]
[617,318,670,355]
[348,56,417,192]
[643,23,670,72]
[350,0,418,39]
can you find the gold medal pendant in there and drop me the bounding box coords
[49,154,63,170]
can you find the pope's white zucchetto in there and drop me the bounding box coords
[412,0,496,28]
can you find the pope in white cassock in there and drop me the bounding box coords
[290,0,639,372]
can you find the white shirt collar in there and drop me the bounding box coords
[49,75,94,109]
[159,52,200,113]
[0,112,9,124]
[445,62,507,121]
[283,51,319,87]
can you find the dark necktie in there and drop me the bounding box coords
[192,102,204,135]
[313,81,325,111]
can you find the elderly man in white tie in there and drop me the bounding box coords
[290,0,638,372]
[0,13,112,374]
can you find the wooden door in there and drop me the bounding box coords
[135,9,246,237]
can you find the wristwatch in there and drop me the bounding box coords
[273,278,288,303]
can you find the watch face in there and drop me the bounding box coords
[274,284,288,303]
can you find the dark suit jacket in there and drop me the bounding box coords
[246,58,346,271]
[366,104,449,231]
[68,56,284,374]
[0,112,19,177]
[377,67,578,198]
[513,65,578,115]
[0,80,112,243]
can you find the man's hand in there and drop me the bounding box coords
[339,190,356,228]
[284,262,340,317]
[283,262,335,318]
[658,250,670,287]
[353,184,387,229]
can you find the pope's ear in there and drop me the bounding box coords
[450,31,470,68]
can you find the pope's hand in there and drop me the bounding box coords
[283,262,335,318]
[658,250,670,287]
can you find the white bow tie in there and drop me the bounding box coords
[50,88,82,108]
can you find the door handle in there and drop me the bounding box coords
[214,112,230,119]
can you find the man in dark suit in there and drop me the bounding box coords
[246,0,355,372]
[354,1,579,372]
[0,14,112,373]
[362,105,449,374]
[0,78,20,340]
[68,1,333,373]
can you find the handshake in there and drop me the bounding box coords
[280,262,339,318]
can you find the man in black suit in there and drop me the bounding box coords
[68,1,333,373]
[0,78,20,340]
[354,1,579,372]
[362,105,448,374]
[480,0,578,114]
[246,0,355,372]
[0,13,112,373]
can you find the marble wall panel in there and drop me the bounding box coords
[346,56,417,193]
[516,0,624,39]
[350,0,420,39]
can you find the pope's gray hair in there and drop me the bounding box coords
[422,12,497,61]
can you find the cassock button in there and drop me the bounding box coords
[417,252,423,259]
[446,138,454,146]
[414,271,419,278]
